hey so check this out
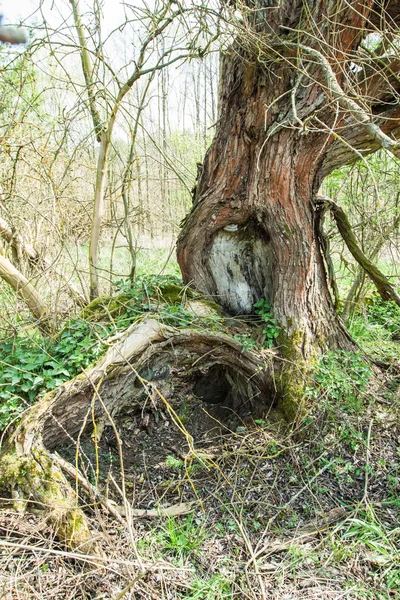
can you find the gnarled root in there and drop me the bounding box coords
[0,318,275,549]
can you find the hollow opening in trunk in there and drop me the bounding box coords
[193,365,231,404]
[207,220,273,314]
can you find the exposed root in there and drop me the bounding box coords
[0,317,275,548]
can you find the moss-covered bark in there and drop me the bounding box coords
[0,448,93,551]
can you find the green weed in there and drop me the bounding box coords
[233,333,257,351]
[184,574,231,599]
[165,455,185,470]
[159,515,206,558]
[0,319,113,429]
[254,298,281,348]
[348,312,400,361]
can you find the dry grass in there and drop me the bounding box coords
[1,380,399,600]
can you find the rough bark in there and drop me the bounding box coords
[178,0,400,387]
[177,53,353,362]
[0,317,274,548]
[176,1,400,416]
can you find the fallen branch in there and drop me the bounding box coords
[1,317,272,548]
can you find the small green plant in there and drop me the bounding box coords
[184,574,231,599]
[347,311,400,362]
[339,510,400,583]
[233,333,258,351]
[159,304,195,328]
[254,298,280,348]
[160,515,205,558]
[0,395,26,427]
[265,439,281,455]
[165,455,185,470]
[305,350,373,450]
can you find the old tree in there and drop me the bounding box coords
[179,0,400,361]
[2,0,400,549]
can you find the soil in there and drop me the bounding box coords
[2,370,400,599]
[56,370,400,532]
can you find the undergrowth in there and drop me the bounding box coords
[308,350,372,415]
[348,295,400,360]
[2,300,400,599]
[0,274,210,429]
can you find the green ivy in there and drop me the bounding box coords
[308,350,372,414]
[254,298,281,348]
[0,319,114,429]
[0,274,218,429]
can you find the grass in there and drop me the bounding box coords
[159,515,206,559]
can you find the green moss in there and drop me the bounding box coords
[80,296,109,317]
[277,368,308,422]
[0,449,91,548]
[197,298,223,314]
[156,283,221,313]
[80,294,133,320]
[176,399,190,425]
[1,451,65,497]
[55,508,91,548]
[0,453,22,485]
[278,328,304,362]
[157,283,191,304]
[275,329,317,422]
[282,223,293,238]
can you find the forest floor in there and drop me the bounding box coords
[1,363,399,600]
[1,254,400,599]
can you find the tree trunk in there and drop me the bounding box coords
[177,1,400,399]
[178,54,353,366]
[89,130,111,300]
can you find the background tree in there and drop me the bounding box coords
[0,1,219,323]
[323,152,400,322]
